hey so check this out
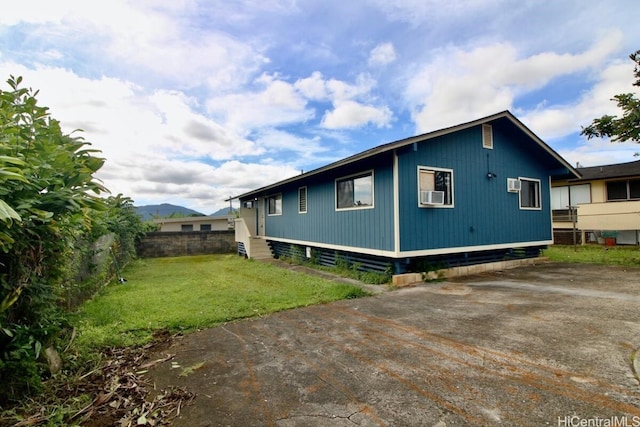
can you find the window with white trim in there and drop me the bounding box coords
[298,186,307,213]
[336,171,373,210]
[418,166,454,207]
[519,178,541,209]
[267,193,282,215]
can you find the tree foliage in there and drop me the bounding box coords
[0,76,136,402]
[581,50,640,143]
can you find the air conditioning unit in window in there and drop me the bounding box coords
[420,190,445,205]
[507,178,521,192]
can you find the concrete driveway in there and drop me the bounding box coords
[148,262,640,426]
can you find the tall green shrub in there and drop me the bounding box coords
[0,76,108,402]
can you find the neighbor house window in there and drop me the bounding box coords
[418,166,454,207]
[520,178,541,209]
[268,194,282,215]
[200,224,212,231]
[606,179,640,201]
[181,224,193,231]
[551,184,591,209]
[336,171,373,210]
[551,184,591,221]
[298,186,307,213]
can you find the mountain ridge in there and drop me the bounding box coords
[135,203,205,221]
[135,204,235,221]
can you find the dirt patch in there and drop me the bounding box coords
[3,330,194,426]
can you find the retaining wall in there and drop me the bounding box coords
[137,230,235,258]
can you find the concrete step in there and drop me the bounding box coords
[249,239,273,260]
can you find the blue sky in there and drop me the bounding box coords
[1,1,639,213]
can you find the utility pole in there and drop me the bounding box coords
[569,205,577,252]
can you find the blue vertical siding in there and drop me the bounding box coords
[245,116,562,258]
[264,153,395,252]
[398,121,552,252]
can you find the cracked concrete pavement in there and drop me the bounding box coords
[146,262,640,426]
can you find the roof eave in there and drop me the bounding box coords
[232,110,580,200]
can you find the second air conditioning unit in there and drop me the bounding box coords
[420,190,445,205]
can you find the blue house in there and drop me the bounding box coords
[232,111,579,273]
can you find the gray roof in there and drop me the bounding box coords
[233,110,579,200]
[571,160,640,181]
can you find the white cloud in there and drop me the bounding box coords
[370,0,496,27]
[207,71,394,133]
[559,140,639,168]
[149,90,260,159]
[522,59,638,141]
[101,156,301,213]
[322,100,393,129]
[294,72,377,103]
[209,160,299,191]
[291,72,393,129]
[2,1,266,91]
[253,129,328,164]
[294,71,328,100]
[368,42,397,67]
[206,73,314,131]
[502,32,623,88]
[406,32,623,133]
[0,0,93,25]
[326,73,377,101]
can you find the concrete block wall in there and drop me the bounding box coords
[137,230,236,258]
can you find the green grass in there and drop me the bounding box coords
[72,254,369,349]
[543,244,640,266]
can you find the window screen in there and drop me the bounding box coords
[268,194,282,215]
[336,172,373,209]
[569,184,591,205]
[520,179,540,209]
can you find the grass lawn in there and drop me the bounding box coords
[72,254,369,350]
[543,244,640,266]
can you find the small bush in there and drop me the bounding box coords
[358,271,391,285]
[290,244,306,264]
[334,253,351,271]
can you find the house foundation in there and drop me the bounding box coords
[392,257,548,287]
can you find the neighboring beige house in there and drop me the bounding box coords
[154,215,234,232]
[552,160,640,245]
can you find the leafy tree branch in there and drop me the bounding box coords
[581,50,640,143]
